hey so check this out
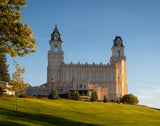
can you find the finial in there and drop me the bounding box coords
[55,24,57,29]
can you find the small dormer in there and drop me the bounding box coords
[51,25,62,41]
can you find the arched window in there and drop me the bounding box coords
[80,84,83,89]
[54,46,58,52]
[54,36,57,40]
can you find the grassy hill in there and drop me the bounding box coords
[0,97,160,126]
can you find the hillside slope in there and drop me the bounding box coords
[0,97,160,126]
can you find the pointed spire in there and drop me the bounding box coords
[55,24,57,29]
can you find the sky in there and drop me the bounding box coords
[7,0,160,108]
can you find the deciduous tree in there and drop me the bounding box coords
[0,0,37,57]
[121,94,139,104]
[11,60,29,111]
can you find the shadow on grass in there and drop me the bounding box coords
[0,107,102,126]
[0,121,26,126]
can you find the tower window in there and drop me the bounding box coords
[54,46,58,52]
[117,50,120,57]
[54,36,57,40]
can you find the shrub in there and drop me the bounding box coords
[74,91,80,100]
[103,95,108,103]
[90,91,98,101]
[19,95,34,98]
[121,94,139,104]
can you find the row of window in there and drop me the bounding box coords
[52,72,113,81]
[66,72,113,81]
[52,72,114,81]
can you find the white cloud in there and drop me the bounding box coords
[135,83,160,108]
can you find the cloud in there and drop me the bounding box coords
[135,83,160,108]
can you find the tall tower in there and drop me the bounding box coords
[110,36,127,100]
[47,25,64,85]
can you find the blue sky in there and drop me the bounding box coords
[7,0,160,108]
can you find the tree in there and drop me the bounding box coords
[74,91,80,100]
[67,92,71,99]
[11,60,29,111]
[0,0,37,57]
[103,95,108,103]
[121,94,139,104]
[0,82,6,96]
[48,81,58,100]
[0,52,10,82]
[90,91,98,101]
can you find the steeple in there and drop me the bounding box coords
[51,25,62,41]
[110,36,126,64]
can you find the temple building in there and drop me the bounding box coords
[26,25,128,101]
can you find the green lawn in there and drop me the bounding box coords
[0,97,160,126]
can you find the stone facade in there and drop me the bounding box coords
[26,25,128,101]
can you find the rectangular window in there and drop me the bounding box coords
[81,72,84,79]
[96,72,99,81]
[110,86,114,93]
[57,73,60,81]
[103,73,106,81]
[73,72,77,79]
[110,72,113,81]
[66,72,69,81]
[88,72,92,81]
[52,73,54,79]
[52,64,54,69]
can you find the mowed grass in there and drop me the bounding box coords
[0,97,160,126]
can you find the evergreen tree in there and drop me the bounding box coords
[103,95,108,103]
[90,91,98,101]
[74,91,80,100]
[67,92,71,99]
[0,53,10,82]
[48,81,58,100]
[0,82,6,96]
